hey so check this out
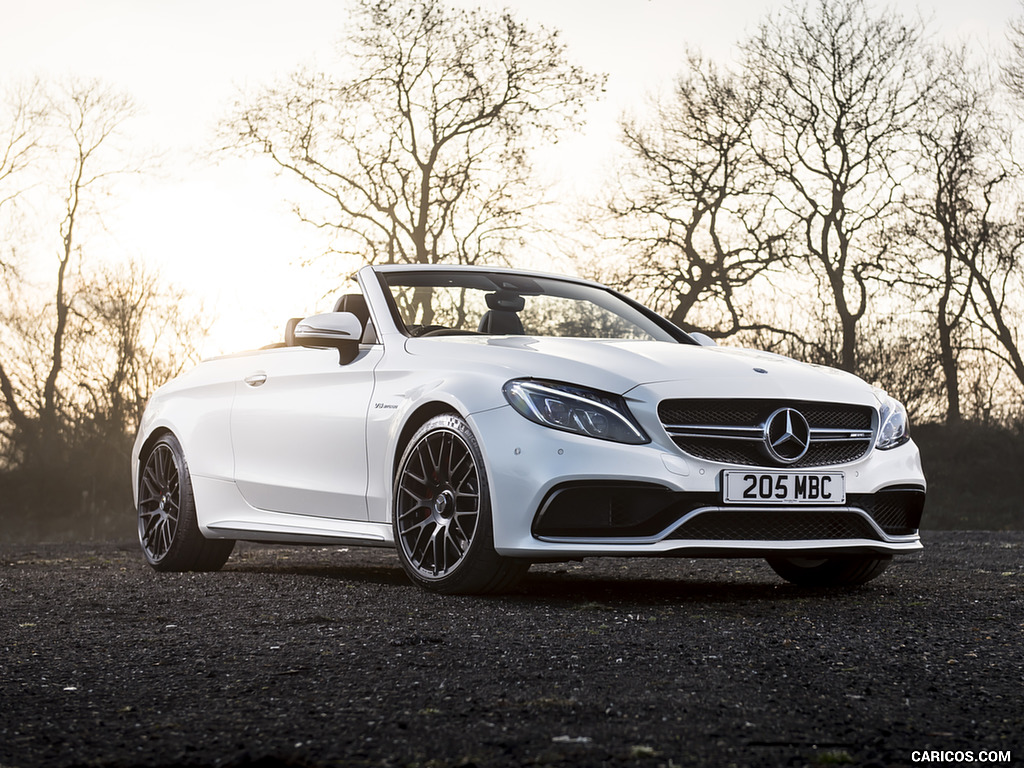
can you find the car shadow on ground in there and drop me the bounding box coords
[222,558,411,587]
[221,547,884,606]
[514,570,883,607]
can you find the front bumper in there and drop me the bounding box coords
[470,405,926,559]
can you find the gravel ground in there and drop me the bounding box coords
[1,531,1022,768]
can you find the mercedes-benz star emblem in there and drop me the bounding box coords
[763,407,811,464]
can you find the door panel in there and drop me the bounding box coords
[230,345,382,520]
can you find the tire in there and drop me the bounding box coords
[137,433,234,572]
[393,413,528,594]
[766,554,892,587]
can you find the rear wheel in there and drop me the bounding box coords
[393,414,528,594]
[766,555,891,587]
[138,433,234,572]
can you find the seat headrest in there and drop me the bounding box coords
[478,309,524,335]
[332,293,370,329]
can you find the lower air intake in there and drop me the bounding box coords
[668,510,882,541]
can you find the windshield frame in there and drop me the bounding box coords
[372,267,696,344]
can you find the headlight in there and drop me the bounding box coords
[875,391,910,450]
[502,379,649,444]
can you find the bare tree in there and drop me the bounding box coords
[606,54,792,338]
[0,80,140,468]
[21,82,136,452]
[0,81,45,273]
[222,0,602,267]
[962,226,1024,392]
[1002,5,1024,101]
[77,259,206,435]
[903,51,1007,423]
[0,77,204,532]
[895,39,1024,423]
[853,315,944,423]
[743,0,936,372]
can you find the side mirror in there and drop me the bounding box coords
[690,332,718,347]
[294,312,363,363]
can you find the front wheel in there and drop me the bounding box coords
[766,555,892,587]
[137,433,234,572]
[393,414,528,594]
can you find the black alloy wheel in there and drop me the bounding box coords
[393,413,528,594]
[138,433,234,572]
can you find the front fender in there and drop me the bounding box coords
[131,358,247,506]
[364,368,509,524]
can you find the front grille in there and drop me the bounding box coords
[669,439,868,467]
[668,510,882,541]
[659,398,874,468]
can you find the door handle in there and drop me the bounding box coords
[244,373,267,387]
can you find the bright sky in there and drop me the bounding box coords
[3,0,1020,356]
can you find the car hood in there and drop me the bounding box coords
[404,336,877,405]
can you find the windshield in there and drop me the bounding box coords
[379,270,684,342]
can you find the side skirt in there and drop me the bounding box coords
[192,475,395,546]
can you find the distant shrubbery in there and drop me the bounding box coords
[0,433,134,543]
[0,420,1018,544]
[913,421,1024,531]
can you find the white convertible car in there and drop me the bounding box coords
[133,264,926,593]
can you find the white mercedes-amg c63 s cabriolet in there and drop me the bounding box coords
[132,264,926,593]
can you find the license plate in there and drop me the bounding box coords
[723,471,846,504]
